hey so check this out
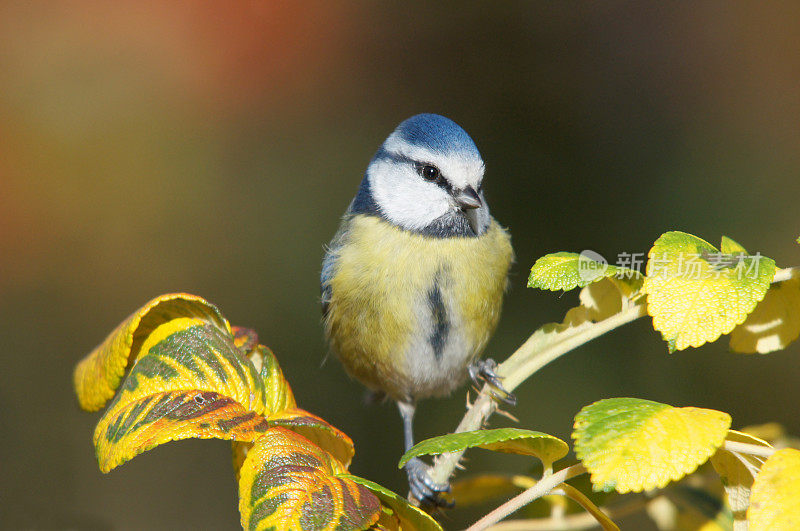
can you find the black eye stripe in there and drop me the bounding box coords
[414,162,454,192]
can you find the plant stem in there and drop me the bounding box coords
[429,302,647,485]
[772,266,798,283]
[723,440,777,458]
[483,497,648,530]
[502,303,648,391]
[466,464,587,531]
[429,264,794,509]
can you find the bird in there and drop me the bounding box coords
[320,113,514,505]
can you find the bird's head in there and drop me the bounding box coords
[359,114,490,237]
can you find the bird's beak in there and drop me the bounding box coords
[454,186,482,210]
[454,186,482,234]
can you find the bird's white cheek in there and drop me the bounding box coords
[369,163,451,231]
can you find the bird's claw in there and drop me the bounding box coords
[405,457,453,508]
[469,358,517,406]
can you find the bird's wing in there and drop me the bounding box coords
[320,210,354,318]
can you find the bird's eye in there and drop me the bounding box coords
[420,164,440,181]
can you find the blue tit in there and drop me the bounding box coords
[320,114,513,505]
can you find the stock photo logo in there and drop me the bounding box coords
[577,250,610,283]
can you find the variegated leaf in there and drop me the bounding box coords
[74,293,229,411]
[233,407,355,481]
[342,475,443,531]
[254,345,297,415]
[239,427,380,531]
[96,390,270,472]
[573,398,731,493]
[268,408,355,470]
[93,319,266,471]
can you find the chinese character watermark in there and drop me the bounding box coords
[578,250,765,281]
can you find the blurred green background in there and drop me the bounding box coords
[2,2,799,529]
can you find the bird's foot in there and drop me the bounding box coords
[468,358,517,406]
[405,457,453,508]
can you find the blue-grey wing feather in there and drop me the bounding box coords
[321,207,354,318]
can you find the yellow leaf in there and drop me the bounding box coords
[748,448,800,530]
[730,278,800,354]
[578,276,643,322]
[232,441,251,483]
[238,427,380,531]
[642,232,775,351]
[710,430,772,525]
[73,293,229,411]
[573,398,731,493]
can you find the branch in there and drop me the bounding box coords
[772,266,799,283]
[428,301,647,486]
[429,265,795,487]
[723,440,777,458]
[483,496,648,530]
[466,464,587,531]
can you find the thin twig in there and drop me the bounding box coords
[429,302,647,486]
[772,266,798,283]
[466,464,588,531]
[482,496,649,531]
[433,263,793,511]
[723,440,777,458]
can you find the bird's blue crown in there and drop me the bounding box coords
[393,113,481,158]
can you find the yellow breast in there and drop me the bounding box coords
[324,215,513,401]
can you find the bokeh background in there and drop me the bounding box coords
[2,2,799,529]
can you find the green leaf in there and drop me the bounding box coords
[710,430,772,526]
[528,251,639,292]
[73,293,229,411]
[341,475,443,531]
[573,398,731,493]
[748,448,800,529]
[729,277,800,354]
[238,428,380,531]
[720,235,748,255]
[642,231,776,351]
[399,428,568,470]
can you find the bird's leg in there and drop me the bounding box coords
[397,400,451,507]
[468,358,517,405]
